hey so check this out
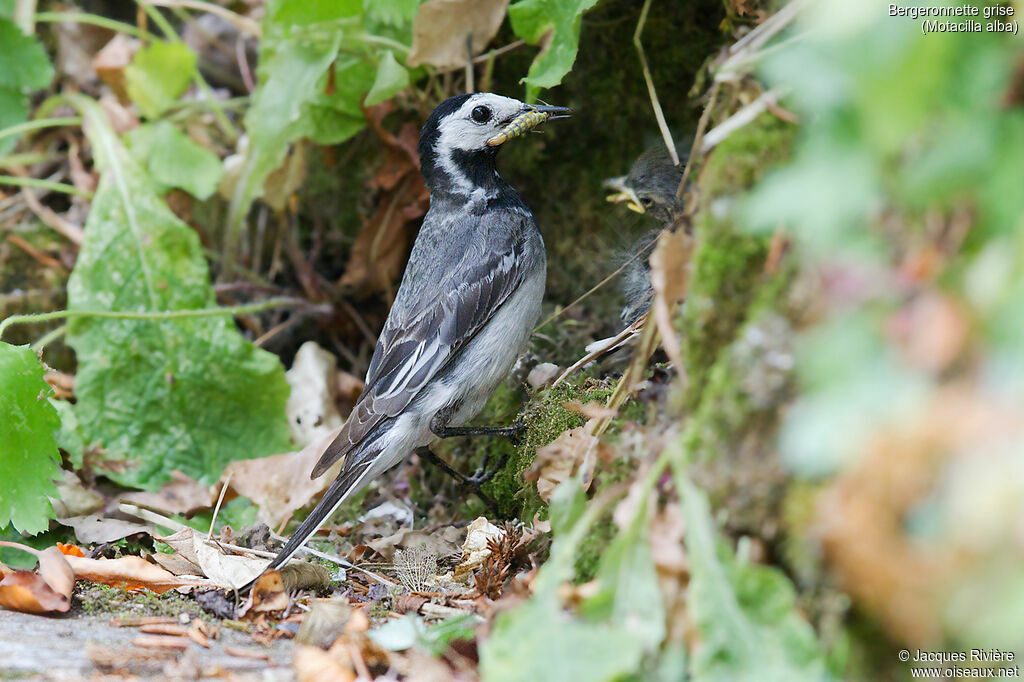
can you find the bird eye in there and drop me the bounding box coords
[640,196,654,206]
[471,105,492,123]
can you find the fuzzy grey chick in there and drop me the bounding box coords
[605,145,687,325]
[252,94,567,580]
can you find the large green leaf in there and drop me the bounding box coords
[0,342,61,534]
[65,97,291,489]
[124,42,198,119]
[508,0,599,93]
[677,472,829,682]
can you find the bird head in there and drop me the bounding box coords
[418,93,569,195]
[604,146,685,224]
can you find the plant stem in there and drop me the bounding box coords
[136,2,239,141]
[0,297,305,341]
[31,324,66,350]
[0,175,91,197]
[34,12,160,42]
[634,0,678,165]
[0,117,81,143]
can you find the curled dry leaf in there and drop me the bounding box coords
[407,0,513,68]
[64,554,206,593]
[242,570,289,616]
[191,534,267,590]
[286,341,345,448]
[453,517,504,582]
[649,228,695,367]
[563,400,618,420]
[0,542,75,614]
[523,424,599,503]
[294,644,357,682]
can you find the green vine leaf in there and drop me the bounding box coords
[364,50,410,106]
[0,342,61,534]
[66,97,291,490]
[509,0,599,93]
[127,121,224,200]
[124,41,198,119]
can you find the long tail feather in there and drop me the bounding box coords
[241,457,373,590]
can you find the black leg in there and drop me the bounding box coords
[416,446,500,513]
[430,420,526,440]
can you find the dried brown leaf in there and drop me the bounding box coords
[649,228,695,367]
[220,427,343,530]
[523,426,599,502]
[121,470,213,517]
[0,542,75,613]
[407,0,512,68]
[64,554,205,593]
[294,644,356,682]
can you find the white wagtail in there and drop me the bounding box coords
[257,93,568,578]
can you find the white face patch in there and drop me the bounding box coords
[433,93,525,194]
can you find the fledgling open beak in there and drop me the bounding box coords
[603,176,645,213]
[487,104,570,146]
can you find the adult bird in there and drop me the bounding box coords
[256,93,568,578]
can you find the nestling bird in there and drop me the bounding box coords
[604,144,687,325]
[256,93,568,578]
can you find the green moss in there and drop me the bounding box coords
[679,113,799,410]
[574,512,617,583]
[699,112,797,198]
[480,378,612,520]
[680,215,768,408]
[74,583,206,619]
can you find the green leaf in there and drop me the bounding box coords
[270,0,363,26]
[364,0,420,26]
[0,342,61,534]
[0,86,27,155]
[508,0,598,92]
[369,614,477,654]
[0,18,53,90]
[364,50,410,106]
[580,506,665,652]
[306,56,375,145]
[65,97,291,489]
[677,472,829,682]
[129,121,223,200]
[235,33,341,225]
[481,479,645,682]
[124,42,198,118]
[548,472,586,537]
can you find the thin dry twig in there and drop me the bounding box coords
[533,232,660,332]
[634,0,677,164]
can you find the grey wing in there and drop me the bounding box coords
[310,216,532,478]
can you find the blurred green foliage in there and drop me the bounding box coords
[0,16,53,154]
[0,342,61,534]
